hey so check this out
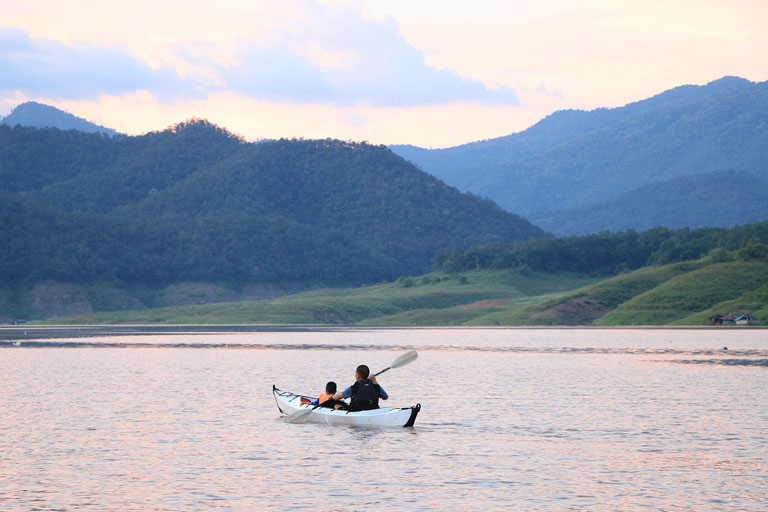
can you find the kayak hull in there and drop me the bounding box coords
[273,385,420,428]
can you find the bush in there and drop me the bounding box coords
[708,248,733,263]
[737,240,768,261]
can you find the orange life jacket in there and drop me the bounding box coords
[318,392,333,404]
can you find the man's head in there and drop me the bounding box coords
[326,381,337,394]
[355,364,370,380]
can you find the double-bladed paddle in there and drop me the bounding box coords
[371,350,418,377]
[283,350,418,424]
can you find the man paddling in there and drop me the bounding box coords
[332,364,388,411]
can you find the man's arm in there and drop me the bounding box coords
[332,386,353,401]
[370,374,388,400]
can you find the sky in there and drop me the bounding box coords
[1,0,766,147]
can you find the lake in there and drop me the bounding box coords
[1,327,766,511]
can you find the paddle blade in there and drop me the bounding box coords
[284,407,313,424]
[390,350,418,369]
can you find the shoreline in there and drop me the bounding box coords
[1,323,763,342]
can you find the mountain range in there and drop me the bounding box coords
[6,77,768,239]
[391,76,768,235]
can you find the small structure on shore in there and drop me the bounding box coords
[735,312,761,326]
[710,313,738,325]
[710,312,762,326]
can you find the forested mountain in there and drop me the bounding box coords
[1,101,117,135]
[391,76,768,235]
[534,170,768,235]
[0,121,545,319]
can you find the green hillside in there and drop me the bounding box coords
[1,121,546,321]
[676,283,768,325]
[44,270,599,325]
[517,262,701,325]
[40,255,768,327]
[596,260,768,325]
[23,223,768,327]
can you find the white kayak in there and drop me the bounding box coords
[273,385,421,427]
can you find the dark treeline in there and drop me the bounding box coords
[433,223,768,275]
[0,122,545,289]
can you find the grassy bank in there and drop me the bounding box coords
[44,270,598,325]
[596,260,768,325]
[39,257,768,326]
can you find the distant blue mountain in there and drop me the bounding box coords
[533,170,768,235]
[1,101,117,135]
[391,76,768,235]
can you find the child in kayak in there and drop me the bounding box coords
[332,364,389,411]
[317,381,336,405]
[314,381,347,409]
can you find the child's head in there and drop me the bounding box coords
[326,381,337,394]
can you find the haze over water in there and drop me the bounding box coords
[1,328,766,511]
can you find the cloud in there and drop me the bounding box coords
[0,1,519,107]
[0,27,186,100]
[213,2,519,106]
[220,44,339,103]
[217,40,519,107]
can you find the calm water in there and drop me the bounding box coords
[1,328,766,511]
